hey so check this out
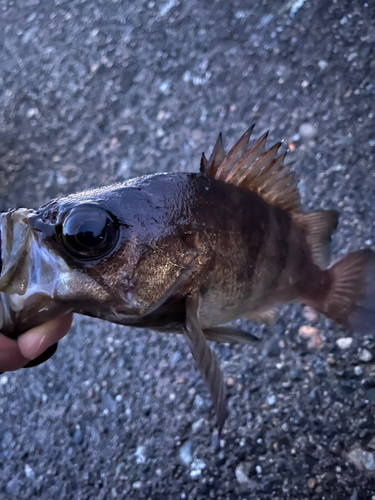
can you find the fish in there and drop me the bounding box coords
[0,126,374,433]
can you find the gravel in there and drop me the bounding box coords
[0,0,375,499]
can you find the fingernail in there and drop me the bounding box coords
[28,336,46,360]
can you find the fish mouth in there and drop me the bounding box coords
[0,209,32,294]
[0,208,74,335]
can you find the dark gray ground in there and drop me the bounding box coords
[0,0,375,498]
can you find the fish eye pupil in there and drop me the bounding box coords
[76,220,106,247]
[60,205,118,260]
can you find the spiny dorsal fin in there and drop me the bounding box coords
[214,125,254,180]
[200,153,208,172]
[293,210,339,268]
[202,128,301,214]
[205,133,225,178]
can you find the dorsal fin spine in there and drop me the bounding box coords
[215,126,254,180]
[207,133,225,177]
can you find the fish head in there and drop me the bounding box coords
[0,177,196,336]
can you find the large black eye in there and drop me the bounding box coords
[59,205,118,260]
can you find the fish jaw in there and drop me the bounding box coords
[0,208,33,294]
[0,208,74,335]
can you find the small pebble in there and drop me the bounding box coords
[359,349,373,363]
[255,465,262,475]
[0,375,9,385]
[170,351,181,367]
[299,123,317,140]
[347,445,375,472]
[347,52,357,62]
[318,60,328,70]
[179,441,192,465]
[73,430,84,445]
[266,395,276,406]
[336,337,353,350]
[302,306,318,323]
[363,451,375,471]
[192,418,206,433]
[227,377,235,386]
[263,336,281,357]
[354,366,363,376]
[132,481,142,489]
[298,326,322,348]
[101,392,116,411]
[235,464,250,484]
[189,457,206,479]
[134,446,146,464]
[24,464,34,478]
[193,394,205,408]
[190,470,201,479]
[308,478,316,489]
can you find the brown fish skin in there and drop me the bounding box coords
[1,128,374,432]
[25,174,324,330]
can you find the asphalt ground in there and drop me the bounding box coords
[0,0,375,498]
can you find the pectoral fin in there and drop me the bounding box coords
[184,294,227,435]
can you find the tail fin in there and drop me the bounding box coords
[318,249,375,333]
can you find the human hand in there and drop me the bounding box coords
[0,314,73,372]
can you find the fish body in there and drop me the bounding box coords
[1,128,374,431]
[0,172,324,334]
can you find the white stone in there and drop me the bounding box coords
[266,395,276,406]
[179,441,192,465]
[24,465,34,478]
[336,337,353,350]
[299,123,317,140]
[235,464,249,484]
[359,349,373,362]
[134,446,146,464]
[354,366,364,376]
[192,418,206,433]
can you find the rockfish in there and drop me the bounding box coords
[1,127,374,432]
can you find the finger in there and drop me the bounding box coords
[0,334,28,371]
[18,314,73,361]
